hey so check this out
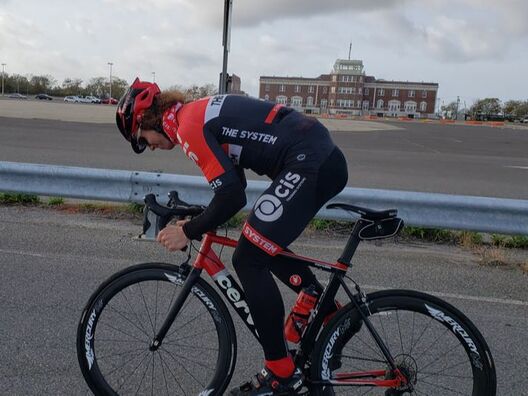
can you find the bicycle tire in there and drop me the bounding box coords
[310,289,496,395]
[77,263,236,396]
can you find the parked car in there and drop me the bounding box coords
[85,95,101,104]
[101,97,118,105]
[75,96,93,103]
[521,117,528,124]
[64,96,80,103]
[35,93,53,100]
[8,93,28,99]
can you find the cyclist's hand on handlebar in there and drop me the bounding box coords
[157,224,189,252]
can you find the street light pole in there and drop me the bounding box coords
[219,0,233,94]
[152,72,156,83]
[1,63,6,96]
[108,62,113,100]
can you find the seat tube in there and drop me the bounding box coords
[338,219,365,265]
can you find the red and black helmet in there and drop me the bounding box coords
[116,77,161,153]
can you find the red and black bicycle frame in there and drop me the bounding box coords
[152,218,407,389]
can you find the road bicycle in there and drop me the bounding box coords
[77,191,496,395]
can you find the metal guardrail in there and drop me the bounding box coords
[1,161,527,235]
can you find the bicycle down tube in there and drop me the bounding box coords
[152,230,356,349]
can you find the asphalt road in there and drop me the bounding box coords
[1,100,527,199]
[0,206,526,394]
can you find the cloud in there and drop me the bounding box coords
[179,0,410,29]
[422,16,504,62]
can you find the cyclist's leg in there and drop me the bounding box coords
[266,146,348,294]
[232,146,348,369]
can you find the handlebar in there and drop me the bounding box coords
[143,191,205,235]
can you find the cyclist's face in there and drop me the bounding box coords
[138,129,175,151]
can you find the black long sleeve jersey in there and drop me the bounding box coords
[161,94,330,240]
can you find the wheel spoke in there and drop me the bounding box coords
[312,297,488,396]
[79,270,233,395]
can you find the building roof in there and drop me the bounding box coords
[373,80,439,86]
[260,76,323,81]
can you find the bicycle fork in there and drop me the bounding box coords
[149,267,203,351]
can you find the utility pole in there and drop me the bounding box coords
[455,96,460,120]
[1,63,6,96]
[348,42,352,60]
[152,71,156,83]
[108,62,113,100]
[219,0,233,94]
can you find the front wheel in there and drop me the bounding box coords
[310,289,496,395]
[77,263,236,395]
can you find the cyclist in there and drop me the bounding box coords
[116,78,348,395]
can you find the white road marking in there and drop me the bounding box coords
[360,284,528,307]
[3,248,526,307]
[505,166,528,170]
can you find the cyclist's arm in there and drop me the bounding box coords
[180,126,247,240]
[182,169,246,240]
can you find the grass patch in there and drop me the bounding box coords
[401,226,455,243]
[47,197,65,206]
[124,202,144,214]
[0,193,40,204]
[476,246,509,267]
[456,231,484,248]
[222,212,247,228]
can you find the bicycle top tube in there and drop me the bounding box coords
[193,231,349,279]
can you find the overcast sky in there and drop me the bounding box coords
[1,0,527,106]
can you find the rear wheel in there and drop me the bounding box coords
[77,263,236,395]
[310,290,496,395]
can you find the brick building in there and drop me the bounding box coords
[259,59,439,118]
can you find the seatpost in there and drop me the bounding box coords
[337,219,365,265]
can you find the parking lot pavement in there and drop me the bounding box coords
[0,205,526,394]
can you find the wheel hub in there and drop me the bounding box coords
[385,354,418,394]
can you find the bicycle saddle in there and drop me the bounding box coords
[327,203,398,220]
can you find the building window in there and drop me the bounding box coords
[378,88,385,96]
[322,87,328,94]
[291,96,302,107]
[377,99,384,109]
[337,99,353,108]
[420,101,428,112]
[308,86,314,93]
[404,101,417,112]
[332,75,337,82]
[276,95,287,104]
[306,96,314,106]
[294,85,301,93]
[321,99,328,108]
[338,87,356,94]
[392,89,399,97]
[358,87,362,95]
[359,76,363,82]
[265,84,270,92]
[362,101,369,110]
[357,100,362,108]
[264,94,269,101]
[388,100,401,112]
[279,84,285,92]
[364,88,369,95]
[331,87,336,94]
[408,90,415,98]
[422,90,428,98]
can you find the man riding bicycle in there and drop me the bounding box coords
[116,78,348,395]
